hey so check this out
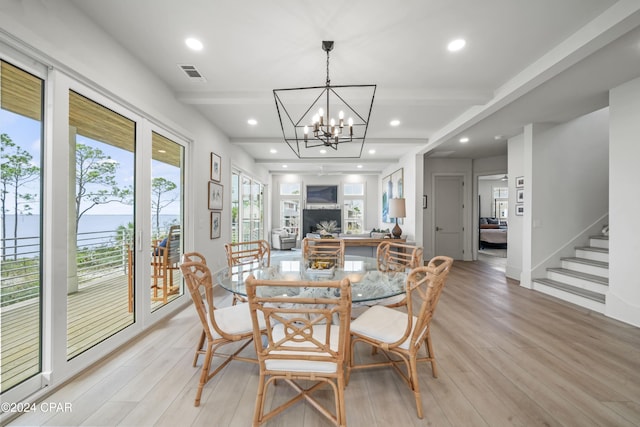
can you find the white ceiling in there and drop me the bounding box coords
[71,0,640,175]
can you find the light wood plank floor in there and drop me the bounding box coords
[7,258,640,426]
[1,272,181,391]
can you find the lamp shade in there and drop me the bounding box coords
[389,198,406,219]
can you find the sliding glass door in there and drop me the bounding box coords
[0,60,44,393]
[67,90,136,359]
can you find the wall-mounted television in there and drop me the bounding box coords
[306,185,338,204]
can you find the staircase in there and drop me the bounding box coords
[532,235,608,313]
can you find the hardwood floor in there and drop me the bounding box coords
[7,258,640,426]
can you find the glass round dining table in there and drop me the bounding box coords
[214,254,407,304]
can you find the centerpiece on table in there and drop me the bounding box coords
[306,259,336,276]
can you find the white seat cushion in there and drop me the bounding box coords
[264,323,340,373]
[350,305,417,350]
[208,302,264,339]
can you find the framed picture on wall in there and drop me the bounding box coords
[515,176,524,188]
[382,168,404,223]
[516,204,524,216]
[210,211,221,239]
[208,181,223,210]
[516,189,524,203]
[210,152,221,182]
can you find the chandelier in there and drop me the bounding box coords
[273,41,377,159]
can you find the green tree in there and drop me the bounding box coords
[1,133,40,260]
[151,177,178,237]
[75,143,132,232]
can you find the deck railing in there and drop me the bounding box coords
[0,229,133,307]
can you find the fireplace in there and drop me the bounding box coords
[302,209,342,235]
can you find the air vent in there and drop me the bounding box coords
[177,64,207,82]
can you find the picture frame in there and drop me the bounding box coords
[208,181,223,210]
[210,211,221,239]
[515,176,524,188]
[210,152,221,182]
[516,204,524,216]
[516,189,524,203]
[382,168,404,223]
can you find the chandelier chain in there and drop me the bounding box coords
[326,48,330,86]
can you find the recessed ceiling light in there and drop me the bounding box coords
[319,149,327,154]
[185,38,203,51]
[494,135,503,140]
[270,148,277,154]
[282,164,288,168]
[459,137,469,143]
[390,119,401,127]
[447,38,466,52]
[247,118,257,126]
[357,164,363,169]
[368,149,376,154]
[158,149,166,153]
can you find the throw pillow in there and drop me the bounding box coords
[154,237,168,255]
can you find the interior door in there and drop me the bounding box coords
[434,175,464,259]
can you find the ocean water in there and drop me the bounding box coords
[2,215,179,256]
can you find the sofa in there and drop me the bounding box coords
[271,228,298,250]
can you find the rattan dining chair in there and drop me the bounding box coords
[182,252,210,367]
[224,240,271,305]
[245,274,352,426]
[180,258,266,407]
[347,256,453,419]
[302,237,346,268]
[375,241,424,307]
[376,240,423,273]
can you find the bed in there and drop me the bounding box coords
[479,218,507,248]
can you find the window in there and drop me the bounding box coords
[280,182,301,235]
[231,171,264,243]
[343,183,365,233]
[493,187,508,199]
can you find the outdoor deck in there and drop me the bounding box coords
[0,272,181,392]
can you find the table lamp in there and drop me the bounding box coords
[389,198,406,239]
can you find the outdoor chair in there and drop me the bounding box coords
[150,224,181,304]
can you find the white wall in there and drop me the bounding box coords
[530,109,609,277]
[381,148,421,244]
[507,134,525,280]
[608,76,640,327]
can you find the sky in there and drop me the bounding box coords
[1,108,181,216]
